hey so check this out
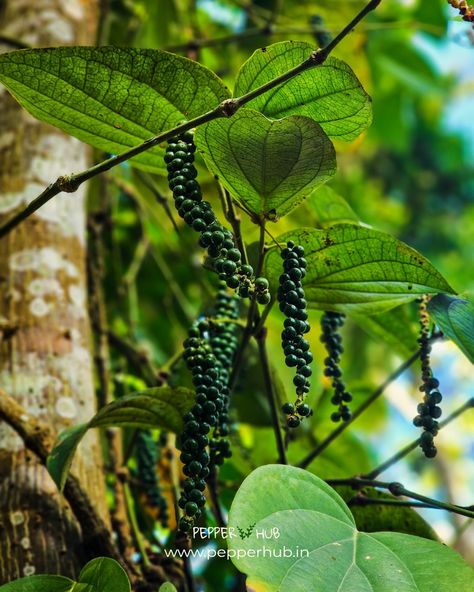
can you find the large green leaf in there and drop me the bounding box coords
[428,294,474,363]
[47,386,194,490]
[234,41,372,141]
[264,226,454,314]
[0,47,230,174]
[158,585,178,592]
[335,486,438,541]
[0,576,79,592]
[228,465,474,591]
[195,108,336,218]
[79,558,130,592]
[0,559,130,592]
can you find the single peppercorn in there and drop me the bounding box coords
[277,242,314,427]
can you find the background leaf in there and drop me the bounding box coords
[264,226,454,314]
[196,108,336,218]
[79,558,130,592]
[47,387,194,490]
[0,47,230,174]
[158,584,178,592]
[228,465,474,591]
[428,294,474,363]
[234,41,372,141]
[0,576,77,592]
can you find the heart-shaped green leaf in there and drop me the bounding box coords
[228,465,474,591]
[428,294,474,363]
[79,558,130,592]
[264,226,454,314]
[234,41,372,141]
[195,108,336,218]
[0,47,230,174]
[47,386,194,491]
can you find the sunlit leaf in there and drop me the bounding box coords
[428,294,474,363]
[0,47,229,174]
[234,41,372,141]
[264,226,454,314]
[47,387,194,490]
[228,465,474,591]
[196,108,336,218]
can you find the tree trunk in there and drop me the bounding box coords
[0,0,109,582]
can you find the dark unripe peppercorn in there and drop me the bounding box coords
[278,242,314,427]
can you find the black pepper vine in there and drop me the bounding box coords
[135,429,169,528]
[165,131,269,302]
[413,299,443,458]
[277,241,313,428]
[320,311,353,423]
[177,283,240,532]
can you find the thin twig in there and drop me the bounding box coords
[87,211,134,559]
[0,34,29,49]
[207,466,227,527]
[348,495,452,511]
[88,214,113,408]
[123,480,152,568]
[298,347,421,469]
[326,476,474,520]
[219,184,248,266]
[135,170,180,235]
[256,329,288,464]
[108,330,162,386]
[122,236,150,287]
[0,0,382,239]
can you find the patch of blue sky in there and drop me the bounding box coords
[197,0,246,31]
[414,21,474,156]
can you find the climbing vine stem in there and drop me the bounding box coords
[0,0,383,239]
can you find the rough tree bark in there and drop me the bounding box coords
[0,0,109,582]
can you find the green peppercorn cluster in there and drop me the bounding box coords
[178,285,240,532]
[207,284,240,466]
[165,132,269,301]
[277,242,313,428]
[320,311,352,423]
[412,302,442,458]
[135,429,169,527]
